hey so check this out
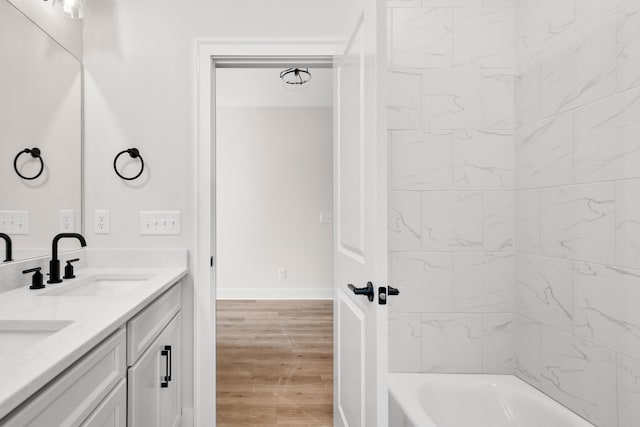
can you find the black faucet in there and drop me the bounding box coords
[0,233,12,262]
[47,233,87,284]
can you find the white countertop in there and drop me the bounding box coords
[0,266,187,420]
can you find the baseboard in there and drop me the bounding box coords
[216,287,333,300]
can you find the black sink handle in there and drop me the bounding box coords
[23,267,45,290]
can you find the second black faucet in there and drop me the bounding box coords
[48,233,86,284]
[0,233,12,263]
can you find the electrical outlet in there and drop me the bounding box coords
[278,268,287,280]
[140,211,181,235]
[0,211,29,235]
[59,210,75,232]
[94,210,110,234]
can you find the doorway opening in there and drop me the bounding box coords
[214,58,335,425]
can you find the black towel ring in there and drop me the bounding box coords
[14,148,44,180]
[113,148,144,181]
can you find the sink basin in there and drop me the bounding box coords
[39,274,153,297]
[0,320,73,360]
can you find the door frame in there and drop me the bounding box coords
[193,40,340,427]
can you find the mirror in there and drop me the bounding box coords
[0,0,82,261]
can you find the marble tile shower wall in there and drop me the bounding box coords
[514,1,640,426]
[387,1,516,375]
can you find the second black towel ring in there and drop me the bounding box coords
[14,148,44,180]
[114,148,144,181]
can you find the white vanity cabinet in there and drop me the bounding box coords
[0,280,183,427]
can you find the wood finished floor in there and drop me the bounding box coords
[216,300,333,426]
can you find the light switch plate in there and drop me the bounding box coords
[0,211,29,235]
[319,213,333,224]
[59,210,75,232]
[140,211,181,235]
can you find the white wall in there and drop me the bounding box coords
[514,2,640,426]
[216,106,333,298]
[82,0,349,252]
[82,0,351,415]
[386,2,516,375]
[7,0,82,59]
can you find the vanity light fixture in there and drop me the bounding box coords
[47,0,85,20]
[280,68,311,86]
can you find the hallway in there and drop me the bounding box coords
[216,300,333,426]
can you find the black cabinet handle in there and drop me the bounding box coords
[348,282,375,302]
[166,345,172,381]
[160,345,172,388]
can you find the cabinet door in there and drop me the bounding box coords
[159,312,181,427]
[128,312,182,427]
[80,380,127,427]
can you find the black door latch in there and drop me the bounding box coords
[378,285,400,305]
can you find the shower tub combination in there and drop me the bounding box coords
[389,373,595,427]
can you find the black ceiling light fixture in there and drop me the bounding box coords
[280,67,311,86]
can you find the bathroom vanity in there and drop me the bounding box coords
[0,3,191,425]
[0,260,187,426]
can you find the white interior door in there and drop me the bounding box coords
[333,0,387,425]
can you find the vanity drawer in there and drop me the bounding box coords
[127,281,182,365]
[1,328,126,427]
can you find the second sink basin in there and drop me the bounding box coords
[39,274,153,298]
[0,320,73,360]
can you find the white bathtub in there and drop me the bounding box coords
[389,373,595,427]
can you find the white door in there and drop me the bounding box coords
[333,0,388,425]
